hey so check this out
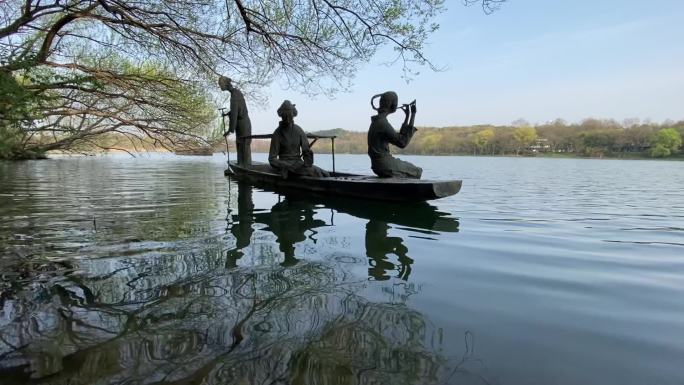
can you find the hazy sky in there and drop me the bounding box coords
[242,0,684,134]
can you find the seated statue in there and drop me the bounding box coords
[367,91,422,179]
[269,100,330,178]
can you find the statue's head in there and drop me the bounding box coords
[218,76,233,91]
[371,91,398,113]
[277,100,298,122]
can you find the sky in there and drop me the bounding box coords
[242,0,684,134]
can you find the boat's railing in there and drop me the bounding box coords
[242,133,338,173]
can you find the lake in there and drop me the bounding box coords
[1,153,683,385]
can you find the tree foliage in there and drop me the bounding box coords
[280,119,684,158]
[0,0,513,158]
[513,126,537,153]
[649,128,682,158]
[2,55,216,158]
[471,128,494,155]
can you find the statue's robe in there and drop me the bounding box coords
[367,115,422,179]
[229,88,252,165]
[268,122,329,177]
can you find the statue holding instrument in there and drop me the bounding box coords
[367,91,422,179]
[268,100,330,178]
[219,76,252,165]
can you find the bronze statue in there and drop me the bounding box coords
[219,76,252,165]
[268,100,330,178]
[367,91,422,179]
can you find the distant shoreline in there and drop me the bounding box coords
[243,150,684,161]
[19,149,680,162]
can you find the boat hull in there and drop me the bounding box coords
[224,162,461,202]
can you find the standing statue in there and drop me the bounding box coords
[218,76,251,165]
[268,100,330,178]
[367,91,422,179]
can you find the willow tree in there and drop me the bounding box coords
[1,0,503,159]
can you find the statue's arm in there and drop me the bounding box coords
[299,127,314,167]
[385,121,415,149]
[268,134,282,168]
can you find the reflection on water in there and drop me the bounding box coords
[0,157,481,384]
[226,181,459,281]
[3,154,684,385]
[366,220,413,281]
[1,256,464,384]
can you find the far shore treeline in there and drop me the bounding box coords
[243,119,684,159]
[5,118,683,160]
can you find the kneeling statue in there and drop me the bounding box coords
[269,100,330,178]
[367,91,422,179]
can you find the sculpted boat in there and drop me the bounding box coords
[223,134,461,202]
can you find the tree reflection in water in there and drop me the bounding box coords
[0,181,490,385]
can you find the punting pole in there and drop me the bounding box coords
[331,137,336,173]
[219,107,230,165]
[224,134,230,164]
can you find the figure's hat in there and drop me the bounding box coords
[277,100,297,117]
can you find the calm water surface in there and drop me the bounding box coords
[1,153,683,385]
